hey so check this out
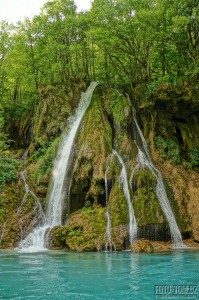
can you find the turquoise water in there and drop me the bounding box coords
[0,250,198,300]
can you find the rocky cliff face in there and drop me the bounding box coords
[0,82,199,250]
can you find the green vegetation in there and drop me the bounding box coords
[0,0,198,130]
[188,149,199,167]
[50,206,107,251]
[183,148,199,168]
[155,136,199,169]
[105,90,130,124]
[154,136,181,165]
[0,0,198,171]
[0,158,19,192]
[32,137,61,178]
[0,105,9,152]
[0,0,198,248]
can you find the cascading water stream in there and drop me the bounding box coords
[17,170,30,213]
[112,150,137,244]
[17,170,45,224]
[104,154,116,251]
[18,82,98,252]
[128,97,185,248]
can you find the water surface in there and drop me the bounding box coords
[0,250,198,299]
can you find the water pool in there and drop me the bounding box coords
[0,250,198,299]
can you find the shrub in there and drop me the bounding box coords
[154,136,180,165]
[0,157,20,191]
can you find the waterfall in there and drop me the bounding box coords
[17,170,45,224]
[17,170,30,213]
[18,82,98,252]
[131,104,185,248]
[113,150,137,244]
[104,154,116,251]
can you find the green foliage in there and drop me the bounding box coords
[154,136,181,165]
[35,137,61,179]
[0,105,9,153]
[106,90,130,124]
[84,199,92,208]
[0,0,198,130]
[183,148,199,168]
[0,157,20,191]
[147,75,183,95]
[68,228,82,237]
[0,208,5,215]
[189,149,199,167]
[155,136,199,169]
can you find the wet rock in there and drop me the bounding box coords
[130,239,154,253]
[151,241,172,252]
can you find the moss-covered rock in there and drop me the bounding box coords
[130,239,154,253]
[0,174,43,249]
[70,94,112,210]
[49,226,69,250]
[132,168,166,226]
[50,205,107,251]
[32,82,86,151]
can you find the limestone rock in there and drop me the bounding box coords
[130,240,154,253]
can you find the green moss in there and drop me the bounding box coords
[32,83,85,149]
[109,181,129,226]
[37,137,61,179]
[50,226,69,250]
[132,168,166,226]
[106,155,129,227]
[27,136,61,190]
[50,206,107,251]
[70,94,112,207]
[80,94,113,156]
[104,89,131,125]
[0,177,40,249]
[49,206,107,251]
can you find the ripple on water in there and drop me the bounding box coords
[0,251,198,300]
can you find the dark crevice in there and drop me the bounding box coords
[105,111,115,147]
[137,224,171,241]
[173,117,187,124]
[98,195,106,207]
[105,179,114,199]
[175,126,183,146]
[182,231,192,240]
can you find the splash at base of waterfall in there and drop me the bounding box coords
[17,226,50,253]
